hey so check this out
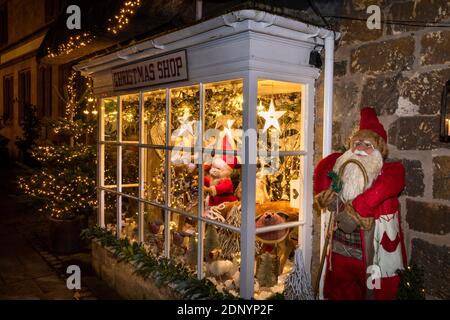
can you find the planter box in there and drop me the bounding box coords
[91,240,183,300]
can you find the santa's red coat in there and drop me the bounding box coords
[314,152,408,300]
[204,176,238,206]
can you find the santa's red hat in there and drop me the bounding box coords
[222,134,239,169]
[351,107,388,158]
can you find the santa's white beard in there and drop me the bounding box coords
[333,148,383,202]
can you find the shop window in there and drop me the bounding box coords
[98,78,308,299]
[2,75,13,121]
[254,80,305,297]
[120,94,139,142]
[102,97,118,141]
[18,69,31,122]
[121,145,139,197]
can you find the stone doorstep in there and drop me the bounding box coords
[91,239,182,300]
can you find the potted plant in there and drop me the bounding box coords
[18,71,97,254]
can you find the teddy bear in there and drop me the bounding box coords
[203,157,238,207]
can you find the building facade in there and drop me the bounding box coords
[0,0,67,159]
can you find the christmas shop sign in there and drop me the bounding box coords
[112,50,188,91]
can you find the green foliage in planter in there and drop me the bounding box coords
[81,226,236,300]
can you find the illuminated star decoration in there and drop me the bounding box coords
[171,110,195,165]
[175,109,194,137]
[258,98,286,132]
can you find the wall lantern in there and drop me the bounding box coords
[441,80,450,142]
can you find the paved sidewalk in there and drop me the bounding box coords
[0,165,121,300]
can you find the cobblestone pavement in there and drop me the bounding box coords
[0,165,121,300]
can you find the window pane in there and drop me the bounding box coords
[143,90,166,146]
[204,225,241,298]
[121,94,139,142]
[170,85,199,148]
[203,79,243,150]
[104,144,117,188]
[103,98,118,141]
[122,145,139,197]
[255,156,303,221]
[143,203,165,255]
[257,80,303,152]
[105,191,117,235]
[254,227,300,299]
[202,167,241,227]
[170,212,198,273]
[121,197,138,241]
[168,151,198,214]
[143,148,165,204]
[201,80,243,227]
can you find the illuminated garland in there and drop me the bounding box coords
[107,0,142,34]
[47,32,94,58]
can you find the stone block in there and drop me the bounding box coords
[334,60,347,77]
[387,0,450,35]
[339,18,383,45]
[433,156,450,200]
[406,199,450,235]
[410,238,450,299]
[421,31,450,66]
[351,37,415,74]
[391,158,424,197]
[388,116,441,150]
[399,68,450,115]
[361,73,404,115]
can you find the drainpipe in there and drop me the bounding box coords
[319,33,336,299]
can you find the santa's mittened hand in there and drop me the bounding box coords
[345,203,374,231]
[314,189,337,212]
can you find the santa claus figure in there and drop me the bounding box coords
[204,156,238,207]
[314,107,407,300]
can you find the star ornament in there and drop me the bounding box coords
[258,99,286,132]
[175,110,194,137]
[214,114,237,150]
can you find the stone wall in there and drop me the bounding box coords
[313,0,450,299]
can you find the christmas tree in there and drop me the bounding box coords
[283,247,314,300]
[18,71,97,219]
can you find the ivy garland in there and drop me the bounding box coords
[81,226,236,300]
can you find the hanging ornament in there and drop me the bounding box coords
[258,99,286,132]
